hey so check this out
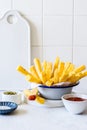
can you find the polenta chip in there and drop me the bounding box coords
[35,96,45,104]
[74,65,86,73]
[29,65,41,82]
[45,62,53,80]
[57,61,65,77]
[42,60,47,71]
[16,65,29,76]
[67,63,75,73]
[53,56,60,71]
[45,78,54,86]
[17,57,87,86]
[39,71,47,84]
[53,69,59,83]
[26,73,41,84]
[34,58,43,81]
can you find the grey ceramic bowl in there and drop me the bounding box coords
[37,82,79,100]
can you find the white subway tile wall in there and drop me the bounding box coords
[73,47,87,65]
[26,16,42,46]
[74,0,87,15]
[0,0,12,18]
[31,47,43,64]
[74,16,87,46]
[73,47,87,93]
[13,0,42,16]
[0,0,87,92]
[43,16,72,46]
[43,0,73,15]
[43,46,72,62]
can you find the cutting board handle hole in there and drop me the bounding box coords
[7,15,18,24]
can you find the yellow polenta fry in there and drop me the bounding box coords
[23,89,31,97]
[74,65,86,73]
[42,60,47,71]
[53,56,60,71]
[59,62,71,82]
[72,73,83,83]
[31,87,38,95]
[46,62,53,80]
[35,96,45,104]
[45,78,54,86]
[74,71,87,82]
[67,72,75,82]
[17,57,87,85]
[53,69,59,83]
[81,71,87,77]
[42,61,52,81]
[39,71,47,84]
[68,76,75,83]
[64,62,71,73]
[16,65,29,76]
[57,61,65,77]
[67,63,75,73]
[26,73,41,83]
[71,75,79,83]
[68,65,86,83]
[23,88,38,98]
[59,73,69,82]
[29,65,40,81]
[34,58,42,80]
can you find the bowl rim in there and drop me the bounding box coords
[2,91,22,97]
[61,93,87,102]
[38,82,79,89]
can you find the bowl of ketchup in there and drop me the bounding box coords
[61,93,87,114]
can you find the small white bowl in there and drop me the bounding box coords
[1,91,22,105]
[61,93,87,114]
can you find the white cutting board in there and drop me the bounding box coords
[0,10,31,90]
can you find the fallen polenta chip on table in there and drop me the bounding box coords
[23,89,31,97]
[23,88,38,98]
[35,96,45,104]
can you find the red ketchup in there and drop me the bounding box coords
[66,97,86,101]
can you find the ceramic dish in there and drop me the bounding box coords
[28,99,63,108]
[0,101,18,115]
[37,82,79,100]
[24,95,63,108]
[1,91,22,105]
[61,93,87,114]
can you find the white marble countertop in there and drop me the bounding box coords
[0,102,87,130]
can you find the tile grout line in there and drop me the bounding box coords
[42,0,44,61]
[11,0,13,10]
[17,14,87,17]
[72,0,74,63]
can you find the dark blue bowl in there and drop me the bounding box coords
[0,101,18,115]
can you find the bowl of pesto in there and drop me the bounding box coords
[2,91,22,105]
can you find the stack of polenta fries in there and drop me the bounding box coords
[16,57,87,86]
